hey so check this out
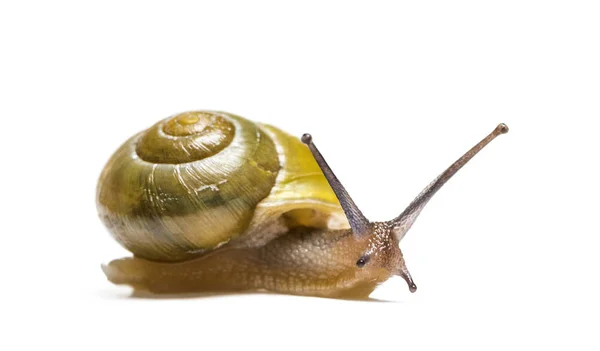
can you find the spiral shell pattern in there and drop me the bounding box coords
[97,111,346,261]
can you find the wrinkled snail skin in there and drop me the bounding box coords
[99,111,508,298]
[103,223,400,299]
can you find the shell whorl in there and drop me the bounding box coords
[97,111,347,262]
[135,112,236,164]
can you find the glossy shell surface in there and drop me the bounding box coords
[97,111,346,261]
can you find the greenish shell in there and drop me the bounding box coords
[97,111,347,261]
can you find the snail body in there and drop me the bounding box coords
[98,111,508,298]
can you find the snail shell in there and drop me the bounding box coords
[97,111,347,261]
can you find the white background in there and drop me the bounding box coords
[1,1,599,350]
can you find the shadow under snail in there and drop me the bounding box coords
[98,111,508,299]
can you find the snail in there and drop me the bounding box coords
[98,111,508,298]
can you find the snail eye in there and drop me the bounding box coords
[356,255,369,268]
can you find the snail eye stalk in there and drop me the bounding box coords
[391,123,509,240]
[301,133,371,238]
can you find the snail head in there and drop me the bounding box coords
[301,123,508,294]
